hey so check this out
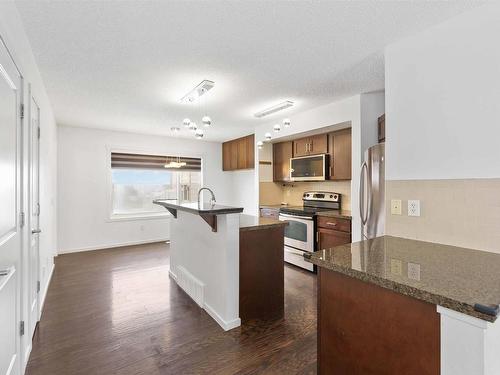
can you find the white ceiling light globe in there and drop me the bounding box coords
[257,141,264,149]
[283,118,291,128]
[273,124,281,132]
[183,118,191,127]
[202,116,212,127]
[265,132,272,142]
[189,122,197,132]
[195,128,204,139]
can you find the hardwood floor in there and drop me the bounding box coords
[26,242,317,375]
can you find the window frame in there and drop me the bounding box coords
[105,146,204,222]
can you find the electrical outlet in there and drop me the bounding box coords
[408,262,421,281]
[390,258,402,276]
[408,200,421,217]
[391,199,402,215]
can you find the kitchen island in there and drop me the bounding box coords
[154,200,287,331]
[305,236,500,375]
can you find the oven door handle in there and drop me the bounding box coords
[279,213,314,220]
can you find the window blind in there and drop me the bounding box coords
[111,152,201,171]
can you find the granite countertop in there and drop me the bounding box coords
[317,210,352,220]
[239,214,289,232]
[153,199,243,215]
[305,235,500,322]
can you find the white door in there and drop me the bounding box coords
[0,37,23,375]
[28,94,40,341]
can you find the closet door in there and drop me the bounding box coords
[0,37,23,375]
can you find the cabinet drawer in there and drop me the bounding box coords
[260,208,279,219]
[317,216,351,233]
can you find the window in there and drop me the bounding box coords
[110,153,201,218]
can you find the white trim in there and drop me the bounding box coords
[39,262,54,315]
[437,305,489,330]
[6,354,16,375]
[23,343,31,368]
[203,302,241,331]
[168,269,177,281]
[58,238,169,254]
[106,212,171,222]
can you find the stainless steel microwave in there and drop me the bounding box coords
[290,154,329,181]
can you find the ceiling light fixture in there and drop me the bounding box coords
[170,126,180,133]
[202,115,212,127]
[283,118,291,128]
[188,122,197,132]
[273,124,281,132]
[195,128,204,139]
[180,80,215,103]
[183,118,191,127]
[254,100,294,118]
[265,132,272,142]
[257,141,264,150]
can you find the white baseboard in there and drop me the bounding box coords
[168,269,177,281]
[58,238,170,254]
[204,302,241,332]
[23,343,32,369]
[39,262,55,315]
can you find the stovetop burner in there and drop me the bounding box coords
[279,191,342,217]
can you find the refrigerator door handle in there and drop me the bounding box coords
[359,161,369,225]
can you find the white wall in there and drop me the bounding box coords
[360,91,385,158]
[385,3,500,181]
[0,2,58,373]
[57,126,238,253]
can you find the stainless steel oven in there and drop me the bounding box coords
[290,154,328,181]
[278,213,315,271]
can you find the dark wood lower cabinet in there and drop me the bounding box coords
[318,268,440,375]
[239,226,284,321]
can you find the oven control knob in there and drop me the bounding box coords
[330,195,333,198]
[333,194,338,200]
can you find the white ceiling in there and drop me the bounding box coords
[15,1,483,142]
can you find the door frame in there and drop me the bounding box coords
[27,87,41,342]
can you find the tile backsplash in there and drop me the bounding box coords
[260,180,352,210]
[386,179,500,254]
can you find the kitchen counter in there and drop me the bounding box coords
[316,210,352,220]
[305,235,500,322]
[154,199,244,215]
[239,214,288,231]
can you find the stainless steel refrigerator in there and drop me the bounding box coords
[359,143,385,240]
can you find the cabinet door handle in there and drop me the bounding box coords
[316,232,319,242]
[326,222,338,226]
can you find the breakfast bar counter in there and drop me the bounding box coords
[305,236,500,375]
[153,200,286,331]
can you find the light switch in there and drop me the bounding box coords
[391,199,402,215]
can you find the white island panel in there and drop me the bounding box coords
[169,210,240,331]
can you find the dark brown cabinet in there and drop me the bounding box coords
[293,134,328,157]
[273,141,293,182]
[328,128,352,180]
[317,216,351,251]
[222,134,255,171]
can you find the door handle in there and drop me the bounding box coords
[32,229,42,234]
[359,161,369,225]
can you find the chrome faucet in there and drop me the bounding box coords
[198,187,216,207]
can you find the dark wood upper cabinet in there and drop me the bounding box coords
[222,134,255,171]
[293,134,328,157]
[273,141,293,182]
[309,134,328,155]
[328,128,352,180]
